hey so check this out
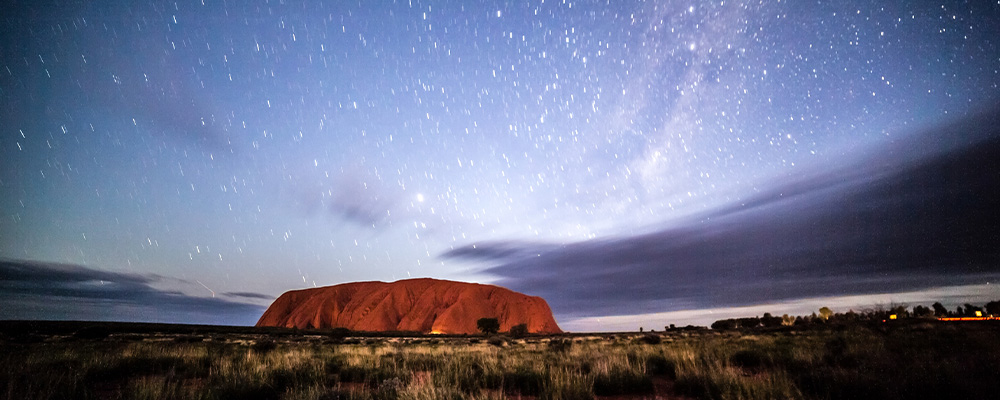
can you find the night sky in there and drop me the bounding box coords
[2,1,999,330]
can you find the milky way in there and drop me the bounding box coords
[2,1,999,328]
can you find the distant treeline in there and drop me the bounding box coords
[710,300,1000,330]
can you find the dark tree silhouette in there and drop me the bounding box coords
[932,302,949,317]
[986,300,1000,316]
[711,319,737,330]
[761,313,783,327]
[508,323,528,338]
[913,305,933,317]
[476,318,500,334]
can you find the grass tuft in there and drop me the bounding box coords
[592,366,654,396]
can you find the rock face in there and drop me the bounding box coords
[256,278,562,334]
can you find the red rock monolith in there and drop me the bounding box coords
[256,278,562,334]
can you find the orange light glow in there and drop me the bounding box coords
[938,317,999,321]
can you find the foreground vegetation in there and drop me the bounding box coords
[2,321,999,399]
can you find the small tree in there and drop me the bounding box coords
[986,300,1000,316]
[843,310,859,322]
[819,307,833,321]
[711,319,737,330]
[890,304,909,318]
[761,313,782,327]
[964,303,984,317]
[932,302,949,317]
[509,323,529,339]
[476,318,500,334]
[913,305,933,318]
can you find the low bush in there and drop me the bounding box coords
[730,348,768,371]
[593,366,654,396]
[637,334,662,345]
[487,335,507,347]
[509,323,529,339]
[547,338,573,352]
[646,353,676,378]
[251,339,277,354]
[502,366,546,396]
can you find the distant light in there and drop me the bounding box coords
[416,193,425,202]
[976,310,983,317]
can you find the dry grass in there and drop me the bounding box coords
[2,323,999,399]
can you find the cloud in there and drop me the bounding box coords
[441,241,561,262]
[295,167,402,228]
[461,108,1000,318]
[0,259,266,325]
[1,259,153,285]
[223,291,276,301]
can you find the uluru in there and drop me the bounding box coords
[256,278,562,334]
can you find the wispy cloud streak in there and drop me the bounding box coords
[0,259,266,325]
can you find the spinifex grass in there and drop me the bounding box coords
[2,323,998,400]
